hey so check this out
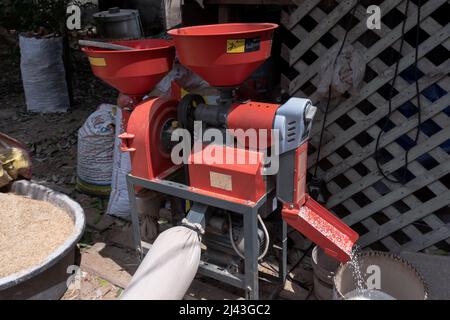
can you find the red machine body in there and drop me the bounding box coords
[81,38,179,181]
[227,101,279,149]
[292,143,308,206]
[83,24,359,265]
[120,97,179,181]
[188,144,266,204]
[278,143,358,262]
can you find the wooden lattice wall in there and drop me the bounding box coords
[280,0,450,253]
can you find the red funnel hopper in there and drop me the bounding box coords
[168,23,277,87]
[82,39,175,96]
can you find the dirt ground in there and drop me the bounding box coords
[0,40,315,300]
[0,40,129,300]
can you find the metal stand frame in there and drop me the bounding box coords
[126,173,287,300]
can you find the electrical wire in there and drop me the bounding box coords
[228,213,270,261]
[313,0,360,177]
[284,243,315,294]
[374,0,422,184]
[287,243,314,276]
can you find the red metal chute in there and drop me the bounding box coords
[282,195,359,263]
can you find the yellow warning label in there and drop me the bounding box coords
[89,57,107,67]
[227,39,245,53]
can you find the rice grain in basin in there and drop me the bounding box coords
[0,193,74,278]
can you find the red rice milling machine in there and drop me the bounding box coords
[83,23,359,299]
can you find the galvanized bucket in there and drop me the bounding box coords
[333,251,428,300]
[312,245,340,300]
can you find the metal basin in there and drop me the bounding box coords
[0,181,85,300]
[333,251,428,300]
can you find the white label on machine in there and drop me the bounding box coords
[210,172,232,191]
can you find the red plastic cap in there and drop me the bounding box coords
[168,23,278,87]
[82,39,175,95]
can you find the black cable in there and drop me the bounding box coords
[406,0,422,180]
[287,243,314,276]
[374,0,422,184]
[313,88,332,177]
[313,0,360,177]
[266,243,314,299]
[284,243,314,293]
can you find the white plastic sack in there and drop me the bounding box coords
[19,35,70,113]
[151,62,219,104]
[164,0,182,30]
[121,225,201,300]
[152,63,210,97]
[106,108,131,217]
[77,104,115,191]
[317,44,365,98]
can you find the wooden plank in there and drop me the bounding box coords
[280,0,320,30]
[286,0,446,95]
[403,226,450,252]
[309,59,450,167]
[343,159,450,226]
[281,0,450,252]
[284,0,402,93]
[80,243,136,290]
[327,124,450,208]
[414,182,450,246]
[343,192,401,252]
[186,278,242,300]
[309,21,450,138]
[358,184,450,247]
[307,1,446,99]
[323,92,450,183]
[284,0,359,66]
[308,56,450,170]
[289,4,367,71]
[205,0,293,4]
[352,186,407,252]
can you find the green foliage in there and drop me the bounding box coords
[0,0,69,33]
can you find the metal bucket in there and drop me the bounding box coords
[0,181,85,300]
[333,251,428,300]
[312,246,340,300]
[93,7,143,40]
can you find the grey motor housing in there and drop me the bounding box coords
[273,97,316,203]
[273,97,315,154]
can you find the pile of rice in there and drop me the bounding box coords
[0,193,74,278]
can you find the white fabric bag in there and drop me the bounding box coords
[121,225,202,300]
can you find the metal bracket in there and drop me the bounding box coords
[185,202,207,231]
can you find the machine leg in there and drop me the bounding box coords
[279,220,288,284]
[244,207,259,300]
[126,175,143,260]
